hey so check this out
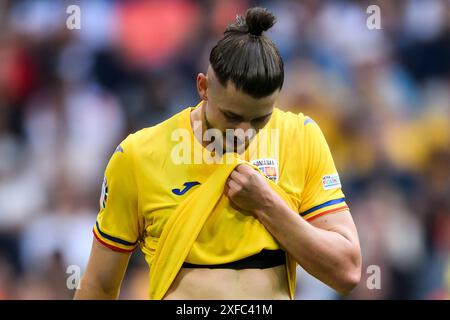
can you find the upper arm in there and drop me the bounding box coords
[93,135,143,252]
[76,237,132,298]
[77,135,143,298]
[309,209,362,275]
[309,209,360,246]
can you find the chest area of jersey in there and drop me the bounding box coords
[138,154,287,235]
[156,156,281,199]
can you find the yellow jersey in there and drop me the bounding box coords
[93,102,348,271]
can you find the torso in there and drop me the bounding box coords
[130,104,306,299]
[162,106,290,300]
[162,265,290,300]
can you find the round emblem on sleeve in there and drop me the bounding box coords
[99,177,108,209]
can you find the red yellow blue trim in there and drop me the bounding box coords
[305,205,349,221]
[301,198,349,221]
[93,222,138,253]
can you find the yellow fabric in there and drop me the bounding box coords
[93,102,348,299]
[149,156,298,300]
[94,136,141,252]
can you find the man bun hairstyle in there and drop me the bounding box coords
[245,7,275,36]
[209,7,284,98]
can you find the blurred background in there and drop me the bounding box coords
[0,0,449,300]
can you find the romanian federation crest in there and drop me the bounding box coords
[250,158,279,183]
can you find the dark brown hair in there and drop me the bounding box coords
[209,7,284,98]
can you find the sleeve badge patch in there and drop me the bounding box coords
[322,173,341,190]
[99,177,108,209]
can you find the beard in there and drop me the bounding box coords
[203,105,254,154]
[222,135,251,154]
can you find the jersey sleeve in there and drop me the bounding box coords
[299,117,349,221]
[93,134,142,252]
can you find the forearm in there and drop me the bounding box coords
[254,195,361,295]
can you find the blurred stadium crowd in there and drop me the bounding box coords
[0,0,449,299]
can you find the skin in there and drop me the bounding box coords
[74,240,131,299]
[193,66,276,154]
[224,164,361,295]
[74,65,361,300]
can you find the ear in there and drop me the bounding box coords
[196,73,208,101]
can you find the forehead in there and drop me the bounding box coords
[208,66,278,117]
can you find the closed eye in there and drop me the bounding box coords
[222,111,244,122]
[251,114,272,125]
[252,114,271,123]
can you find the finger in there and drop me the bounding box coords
[230,169,246,185]
[235,164,251,173]
[228,199,241,211]
[227,178,241,194]
[236,164,257,176]
[223,182,230,196]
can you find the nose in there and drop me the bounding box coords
[235,122,253,132]
[232,122,256,144]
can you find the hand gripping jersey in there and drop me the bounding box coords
[93,102,349,298]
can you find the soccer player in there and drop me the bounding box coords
[74,7,361,300]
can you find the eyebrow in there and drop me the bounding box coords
[220,109,272,122]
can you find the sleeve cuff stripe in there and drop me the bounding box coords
[95,221,138,246]
[305,205,349,222]
[93,230,135,253]
[300,197,346,216]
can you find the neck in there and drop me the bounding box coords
[190,101,211,149]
